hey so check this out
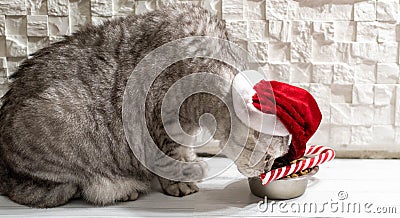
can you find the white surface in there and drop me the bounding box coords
[0,157,400,217]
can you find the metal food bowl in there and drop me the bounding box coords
[248,166,319,200]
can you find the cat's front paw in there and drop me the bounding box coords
[120,190,140,202]
[182,160,208,181]
[159,178,199,197]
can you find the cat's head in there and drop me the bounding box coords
[220,128,291,177]
[225,70,295,177]
[226,69,321,178]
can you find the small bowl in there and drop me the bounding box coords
[248,166,319,200]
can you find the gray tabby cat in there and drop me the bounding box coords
[0,4,289,208]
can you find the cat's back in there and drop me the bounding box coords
[0,4,229,133]
[2,4,227,102]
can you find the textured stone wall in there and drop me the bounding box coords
[0,0,399,157]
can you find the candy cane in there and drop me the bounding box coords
[260,145,335,185]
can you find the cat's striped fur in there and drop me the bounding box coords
[0,4,289,208]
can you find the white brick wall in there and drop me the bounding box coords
[0,0,399,157]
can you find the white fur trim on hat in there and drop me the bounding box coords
[232,70,291,137]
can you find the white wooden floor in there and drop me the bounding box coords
[1,158,400,217]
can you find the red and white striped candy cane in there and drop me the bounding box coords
[260,145,335,185]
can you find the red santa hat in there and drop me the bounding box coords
[232,70,322,162]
